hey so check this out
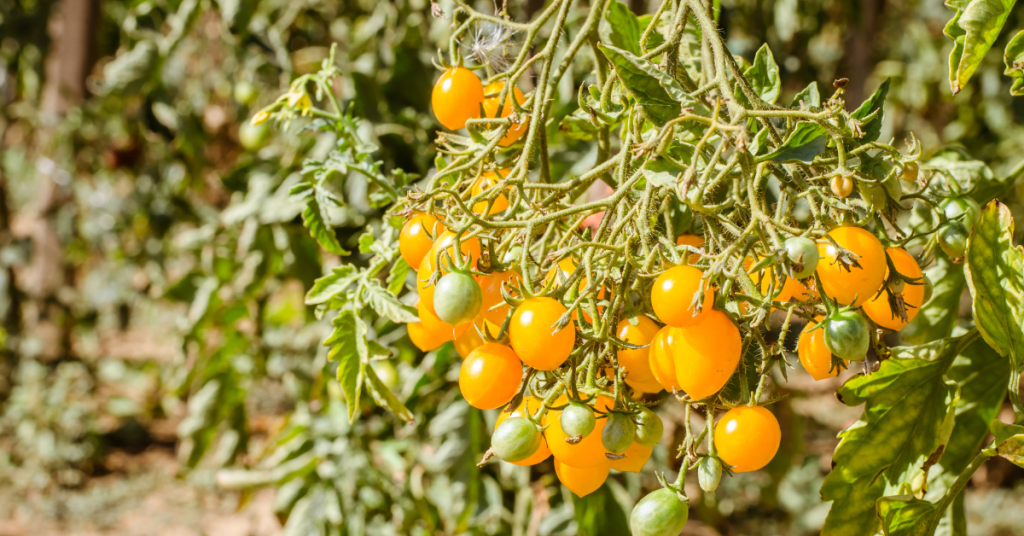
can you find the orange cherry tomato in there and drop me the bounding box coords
[609,441,653,473]
[797,317,841,381]
[431,67,484,130]
[408,322,447,352]
[615,316,660,384]
[417,231,481,316]
[554,458,609,498]
[453,317,485,359]
[399,213,441,270]
[482,82,529,146]
[816,227,886,306]
[626,376,666,394]
[509,297,575,370]
[651,265,713,327]
[471,169,511,216]
[670,310,741,400]
[648,326,682,392]
[714,406,781,473]
[544,394,613,468]
[495,396,552,466]
[862,247,925,331]
[418,301,468,343]
[477,270,519,326]
[676,234,705,264]
[459,343,522,410]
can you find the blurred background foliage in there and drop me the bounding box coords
[0,0,1022,534]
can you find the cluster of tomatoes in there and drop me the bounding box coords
[401,67,962,532]
[430,66,530,147]
[399,200,943,494]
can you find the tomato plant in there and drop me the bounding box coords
[239,1,1024,534]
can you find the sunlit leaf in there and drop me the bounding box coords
[364,365,415,424]
[1005,29,1024,96]
[762,121,827,163]
[599,43,690,126]
[943,0,1017,95]
[306,265,359,305]
[851,79,890,143]
[362,280,418,323]
[821,335,973,536]
[302,197,349,256]
[964,201,1024,373]
[328,310,367,422]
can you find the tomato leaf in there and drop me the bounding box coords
[939,340,1010,474]
[902,257,965,345]
[992,420,1024,468]
[599,43,690,126]
[761,121,827,163]
[362,280,418,323]
[602,0,644,55]
[791,81,821,108]
[739,44,781,105]
[328,310,368,422]
[876,490,940,536]
[306,265,359,305]
[1005,29,1024,96]
[821,334,974,536]
[964,201,1024,373]
[302,197,349,256]
[943,0,1017,95]
[364,365,416,425]
[851,79,890,143]
[387,257,412,295]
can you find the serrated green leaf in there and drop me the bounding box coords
[359,231,375,254]
[306,265,359,305]
[362,280,418,323]
[964,201,1024,373]
[1005,30,1024,96]
[851,79,890,143]
[328,310,367,422]
[903,257,965,345]
[636,14,666,50]
[364,365,415,424]
[943,0,1017,95]
[302,198,349,256]
[559,109,599,140]
[742,44,781,105]
[991,420,1024,467]
[761,122,827,163]
[877,492,940,536]
[599,43,689,126]
[641,169,678,188]
[387,257,411,295]
[791,81,821,108]
[821,335,973,536]
[602,0,644,55]
[940,340,1010,474]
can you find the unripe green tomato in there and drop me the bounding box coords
[239,121,270,151]
[938,221,969,259]
[629,488,689,536]
[784,236,819,279]
[433,272,483,326]
[602,412,636,454]
[921,274,934,304]
[824,310,870,361]
[634,407,664,447]
[234,81,258,106]
[491,417,542,463]
[940,197,981,229]
[561,401,596,439]
[698,456,722,493]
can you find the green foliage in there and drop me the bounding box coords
[943,0,1018,94]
